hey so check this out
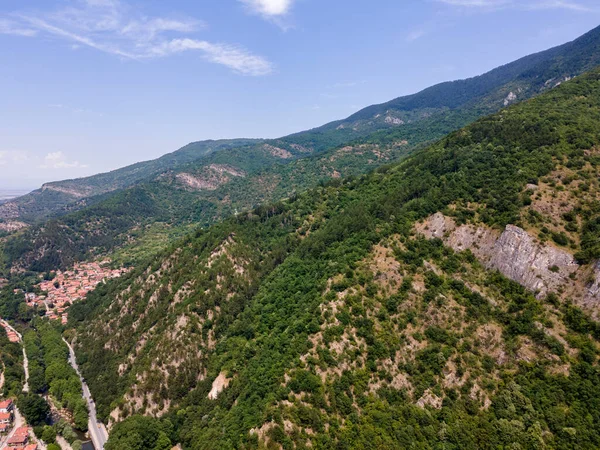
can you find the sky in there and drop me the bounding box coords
[1,0,599,189]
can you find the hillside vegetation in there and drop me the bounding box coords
[6,25,600,273]
[66,68,600,449]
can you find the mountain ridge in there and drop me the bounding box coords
[64,67,600,449]
[7,24,600,273]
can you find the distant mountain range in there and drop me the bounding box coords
[4,24,600,271]
[0,139,261,222]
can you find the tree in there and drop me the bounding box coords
[18,393,50,426]
[154,432,172,450]
[73,401,89,431]
[105,415,168,450]
[29,366,48,394]
[47,444,61,450]
[41,425,57,444]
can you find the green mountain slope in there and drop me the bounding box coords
[0,139,261,223]
[6,25,600,273]
[69,69,600,449]
[9,24,600,270]
[319,23,600,136]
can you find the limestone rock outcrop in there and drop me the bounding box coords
[416,213,585,300]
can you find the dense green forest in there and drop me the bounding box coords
[6,24,600,273]
[24,321,88,430]
[67,68,600,449]
[0,326,23,397]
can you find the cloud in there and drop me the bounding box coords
[406,28,428,42]
[0,19,38,37]
[0,150,30,169]
[240,0,295,17]
[2,0,273,75]
[40,151,89,169]
[436,0,597,11]
[332,81,367,88]
[526,0,594,11]
[239,0,296,29]
[48,103,105,117]
[157,39,273,75]
[437,0,509,6]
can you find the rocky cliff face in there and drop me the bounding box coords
[416,213,596,307]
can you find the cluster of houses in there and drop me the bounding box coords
[0,399,13,434]
[0,399,38,449]
[0,324,19,344]
[23,261,129,324]
[4,427,37,449]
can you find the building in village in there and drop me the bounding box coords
[9,444,38,450]
[6,426,30,447]
[0,399,14,414]
[25,261,130,323]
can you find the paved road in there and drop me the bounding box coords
[22,347,29,392]
[63,338,109,450]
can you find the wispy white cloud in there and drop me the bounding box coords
[437,0,509,6]
[239,0,296,29]
[48,103,105,117]
[155,39,273,75]
[525,0,594,11]
[406,28,428,42]
[40,151,89,170]
[0,150,29,167]
[2,0,274,75]
[240,0,295,17]
[436,0,597,11]
[332,80,367,88]
[0,18,38,37]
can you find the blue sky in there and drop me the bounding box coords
[1,0,599,189]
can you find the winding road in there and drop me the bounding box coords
[63,338,109,450]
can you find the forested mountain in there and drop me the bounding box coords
[318,23,600,135]
[5,25,600,273]
[68,67,600,449]
[0,139,260,223]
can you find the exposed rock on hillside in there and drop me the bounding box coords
[207,372,231,400]
[262,144,293,159]
[41,183,91,198]
[175,164,246,191]
[416,213,586,301]
[0,221,28,232]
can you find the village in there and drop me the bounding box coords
[0,398,39,449]
[21,262,129,324]
[0,261,128,449]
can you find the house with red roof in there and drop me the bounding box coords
[0,398,14,413]
[10,444,38,450]
[7,431,29,447]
